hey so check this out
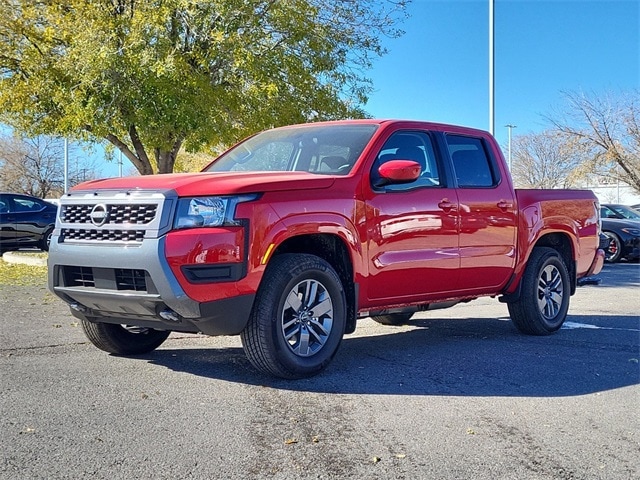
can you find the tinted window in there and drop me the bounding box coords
[372,131,441,191]
[447,135,496,188]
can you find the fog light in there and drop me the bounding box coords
[69,302,87,313]
[159,308,180,323]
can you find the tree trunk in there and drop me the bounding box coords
[155,138,184,174]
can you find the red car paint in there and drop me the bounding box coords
[49,119,604,337]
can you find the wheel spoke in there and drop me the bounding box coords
[305,280,318,308]
[310,297,332,318]
[282,317,298,330]
[285,290,302,313]
[284,324,301,341]
[296,327,311,356]
[309,317,331,337]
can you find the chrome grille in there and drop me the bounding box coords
[62,228,145,242]
[62,204,157,225]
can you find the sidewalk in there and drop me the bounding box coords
[1,251,48,267]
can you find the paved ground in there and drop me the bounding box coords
[1,262,638,479]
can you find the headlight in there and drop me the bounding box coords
[621,228,640,236]
[173,195,256,229]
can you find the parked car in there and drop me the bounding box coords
[630,203,640,213]
[0,193,58,252]
[600,204,640,262]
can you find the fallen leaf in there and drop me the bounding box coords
[467,428,476,435]
[372,456,381,463]
[53,324,62,328]
[395,453,406,459]
[312,436,319,443]
[284,438,298,445]
[141,393,149,399]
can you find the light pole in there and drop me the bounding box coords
[489,0,495,135]
[505,124,517,170]
[63,138,69,193]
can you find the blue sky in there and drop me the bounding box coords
[364,0,639,149]
[7,0,636,178]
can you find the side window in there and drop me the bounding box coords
[0,196,9,213]
[447,135,496,188]
[13,197,41,212]
[372,131,441,191]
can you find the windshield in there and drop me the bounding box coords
[204,124,378,175]
[601,204,640,220]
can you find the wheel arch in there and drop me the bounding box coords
[502,231,577,303]
[267,233,358,334]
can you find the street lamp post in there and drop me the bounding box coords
[505,124,517,170]
[489,0,495,135]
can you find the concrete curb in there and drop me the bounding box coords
[1,251,48,267]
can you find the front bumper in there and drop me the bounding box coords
[48,238,254,335]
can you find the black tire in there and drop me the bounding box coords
[371,312,413,325]
[80,319,170,355]
[603,231,622,263]
[40,227,53,251]
[507,247,570,336]
[241,254,346,379]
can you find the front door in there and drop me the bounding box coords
[363,130,460,304]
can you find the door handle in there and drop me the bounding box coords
[497,200,513,210]
[438,199,455,211]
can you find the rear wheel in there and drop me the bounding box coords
[371,312,413,325]
[241,254,346,379]
[508,247,570,336]
[81,319,170,354]
[603,232,622,263]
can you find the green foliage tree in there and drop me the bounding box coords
[0,0,407,174]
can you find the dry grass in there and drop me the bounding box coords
[0,259,48,286]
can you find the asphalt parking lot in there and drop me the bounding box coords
[1,261,638,479]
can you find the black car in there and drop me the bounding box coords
[600,204,640,262]
[0,193,58,252]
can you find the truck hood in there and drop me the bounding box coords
[72,171,336,197]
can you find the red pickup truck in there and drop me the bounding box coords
[48,120,604,378]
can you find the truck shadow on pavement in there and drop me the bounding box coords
[140,313,640,397]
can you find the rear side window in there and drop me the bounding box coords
[446,135,496,188]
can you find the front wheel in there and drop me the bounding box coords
[508,247,570,336]
[241,254,346,379]
[80,319,170,355]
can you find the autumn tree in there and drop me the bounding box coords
[509,130,586,189]
[550,90,640,192]
[0,134,97,198]
[0,0,407,175]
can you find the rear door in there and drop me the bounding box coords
[444,133,517,293]
[363,129,460,303]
